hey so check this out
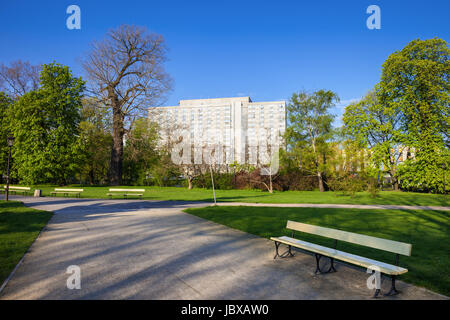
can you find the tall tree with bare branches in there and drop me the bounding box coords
[82,25,173,184]
[0,60,40,99]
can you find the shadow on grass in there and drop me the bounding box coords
[184,205,450,296]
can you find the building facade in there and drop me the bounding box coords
[148,97,286,166]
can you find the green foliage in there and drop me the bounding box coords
[379,38,449,146]
[123,118,160,185]
[344,38,449,193]
[378,38,449,193]
[0,92,12,180]
[193,172,234,190]
[327,172,367,197]
[343,88,405,190]
[398,149,450,193]
[8,63,85,184]
[367,177,380,198]
[326,139,380,197]
[285,89,339,191]
[79,98,112,185]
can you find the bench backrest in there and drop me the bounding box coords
[108,188,145,192]
[286,220,412,256]
[54,188,84,192]
[3,186,31,190]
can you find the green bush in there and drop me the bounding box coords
[367,177,380,198]
[328,172,367,197]
[193,172,234,190]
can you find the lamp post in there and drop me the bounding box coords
[5,136,14,201]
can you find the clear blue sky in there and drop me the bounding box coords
[1,0,449,124]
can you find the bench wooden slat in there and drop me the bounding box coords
[108,189,145,192]
[106,193,143,196]
[51,192,82,194]
[271,236,408,275]
[53,188,84,192]
[3,186,31,191]
[286,220,412,256]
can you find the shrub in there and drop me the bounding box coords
[192,172,234,190]
[232,168,318,191]
[367,177,380,198]
[328,172,367,197]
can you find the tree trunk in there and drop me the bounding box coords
[109,93,124,186]
[318,172,325,192]
[269,174,273,193]
[389,170,399,191]
[89,168,95,185]
[393,180,399,191]
[188,176,193,190]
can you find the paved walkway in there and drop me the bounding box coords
[0,197,447,300]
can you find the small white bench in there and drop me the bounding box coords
[50,188,83,198]
[107,188,145,199]
[271,220,412,298]
[1,186,32,196]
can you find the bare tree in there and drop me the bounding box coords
[82,25,173,185]
[0,60,40,98]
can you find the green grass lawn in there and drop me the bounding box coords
[21,185,450,207]
[184,205,450,296]
[0,201,53,285]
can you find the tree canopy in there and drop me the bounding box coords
[83,24,173,185]
[344,38,449,193]
[8,63,85,184]
[285,89,339,192]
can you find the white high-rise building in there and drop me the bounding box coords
[148,97,286,165]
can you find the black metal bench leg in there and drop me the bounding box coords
[274,242,280,259]
[384,275,400,296]
[314,254,321,274]
[314,254,336,274]
[287,245,294,257]
[330,258,337,273]
[373,289,381,298]
[274,242,295,259]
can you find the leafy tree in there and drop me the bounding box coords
[8,63,85,184]
[123,118,159,185]
[379,38,449,193]
[79,98,112,185]
[343,88,406,190]
[0,92,13,183]
[285,89,339,192]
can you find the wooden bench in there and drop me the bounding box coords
[106,188,145,199]
[1,186,32,196]
[50,188,83,198]
[271,220,412,298]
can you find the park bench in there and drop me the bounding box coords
[1,186,32,196]
[271,220,412,298]
[50,188,83,198]
[106,188,145,199]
